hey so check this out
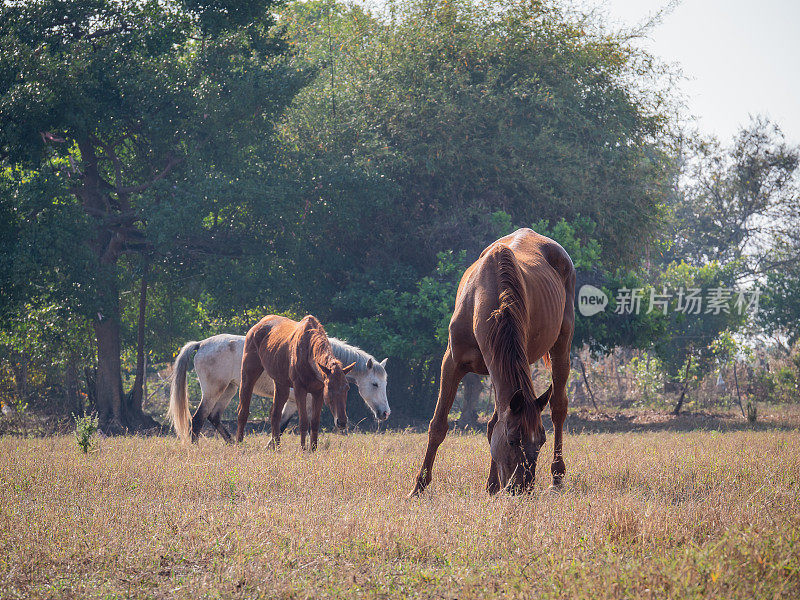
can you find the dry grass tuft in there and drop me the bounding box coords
[1,427,799,598]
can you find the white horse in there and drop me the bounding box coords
[168,334,389,442]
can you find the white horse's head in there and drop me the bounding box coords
[350,357,390,421]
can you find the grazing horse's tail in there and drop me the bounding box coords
[168,341,201,442]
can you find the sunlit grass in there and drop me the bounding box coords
[1,428,798,598]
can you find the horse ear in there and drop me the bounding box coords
[536,384,552,411]
[380,358,388,368]
[342,361,357,374]
[366,358,373,370]
[510,389,526,415]
[318,362,332,377]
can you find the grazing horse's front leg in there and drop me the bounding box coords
[293,385,310,450]
[309,391,324,451]
[409,347,465,497]
[549,333,573,488]
[486,410,500,494]
[270,383,290,448]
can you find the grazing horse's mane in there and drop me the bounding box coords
[297,315,341,374]
[486,245,541,433]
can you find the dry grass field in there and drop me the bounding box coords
[1,418,799,599]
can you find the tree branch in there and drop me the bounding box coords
[114,155,183,195]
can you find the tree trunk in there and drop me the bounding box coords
[94,299,126,433]
[457,373,482,428]
[578,355,601,413]
[732,361,745,418]
[78,138,128,433]
[66,357,81,417]
[672,357,692,416]
[78,139,158,433]
[122,263,160,431]
[128,263,149,420]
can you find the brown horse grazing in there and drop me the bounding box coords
[410,228,575,495]
[236,315,355,448]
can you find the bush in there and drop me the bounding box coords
[74,413,99,454]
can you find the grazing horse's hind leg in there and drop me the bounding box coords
[191,403,209,443]
[409,347,465,497]
[207,383,237,444]
[279,401,299,433]
[237,348,264,443]
[208,411,233,444]
[279,404,298,433]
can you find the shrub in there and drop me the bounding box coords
[74,413,99,454]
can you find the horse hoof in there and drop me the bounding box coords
[407,487,424,499]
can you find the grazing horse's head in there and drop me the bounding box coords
[489,387,549,493]
[351,357,390,422]
[318,360,356,431]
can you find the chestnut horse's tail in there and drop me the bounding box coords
[168,340,201,442]
[486,244,537,404]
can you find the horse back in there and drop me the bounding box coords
[451,228,574,368]
[244,315,297,385]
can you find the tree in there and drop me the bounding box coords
[275,0,677,419]
[654,261,746,414]
[0,0,310,431]
[669,117,799,274]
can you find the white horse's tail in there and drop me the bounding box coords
[168,340,201,442]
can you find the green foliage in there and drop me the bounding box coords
[74,413,99,454]
[628,353,664,404]
[282,0,675,266]
[332,250,467,362]
[5,0,794,424]
[0,0,311,427]
[653,261,745,380]
[760,269,800,345]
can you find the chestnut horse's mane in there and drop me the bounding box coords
[297,315,341,374]
[486,245,543,433]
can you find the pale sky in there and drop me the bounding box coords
[597,0,800,144]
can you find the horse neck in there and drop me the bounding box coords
[305,325,338,373]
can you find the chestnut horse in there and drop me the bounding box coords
[410,228,575,495]
[236,315,355,448]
